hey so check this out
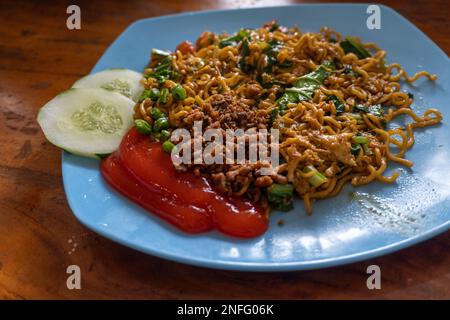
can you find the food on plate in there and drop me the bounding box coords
[37,21,443,237]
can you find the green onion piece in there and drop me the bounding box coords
[158,88,169,104]
[162,140,175,153]
[351,144,361,155]
[153,117,169,132]
[340,37,371,59]
[160,129,171,141]
[269,22,279,32]
[134,119,152,135]
[304,166,328,187]
[352,135,369,144]
[348,113,362,121]
[267,183,294,211]
[362,143,372,155]
[139,88,160,102]
[150,107,165,120]
[172,84,187,100]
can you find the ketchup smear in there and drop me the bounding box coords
[100,128,268,238]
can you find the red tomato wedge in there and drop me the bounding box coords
[100,128,268,238]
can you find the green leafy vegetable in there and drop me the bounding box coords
[328,95,345,115]
[267,183,294,211]
[354,104,384,118]
[218,29,250,48]
[351,144,361,155]
[275,61,336,114]
[269,22,279,32]
[340,37,371,59]
[147,53,179,83]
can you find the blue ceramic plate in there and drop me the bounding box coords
[62,4,450,271]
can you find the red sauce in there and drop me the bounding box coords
[100,128,268,238]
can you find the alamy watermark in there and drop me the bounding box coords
[366,5,381,30]
[66,5,81,30]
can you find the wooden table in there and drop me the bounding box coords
[0,0,448,299]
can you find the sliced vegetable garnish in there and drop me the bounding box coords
[158,88,169,104]
[139,88,160,102]
[150,107,165,120]
[134,119,152,135]
[340,37,371,59]
[267,183,294,211]
[172,84,187,100]
[352,135,369,144]
[153,117,170,132]
[72,69,144,102]
[160,129,171,141]
[303,166,328,188]
[147,52,179,83]
[162,140,175,153]
[37,88,134,157]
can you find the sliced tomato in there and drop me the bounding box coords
[101,154,213,233]
[100,128,268,238]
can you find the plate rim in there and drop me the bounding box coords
[62,3,450,272]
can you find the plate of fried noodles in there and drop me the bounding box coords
[61,4,450,271]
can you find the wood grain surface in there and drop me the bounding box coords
[0,0,449,299]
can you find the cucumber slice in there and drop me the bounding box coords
[72,69,144,102]
[37,88,135,158]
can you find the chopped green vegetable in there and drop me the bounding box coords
[269,22,279,32]
[139,88,160,102]
[354,104,384,118]
[238,38,253,72]
[172,84,187,100]
[343,64,359,77]
[151,48,171,60]
[304,166,328,188]
[162,140,175,153]
[134,119,152,135]
[340,37,371,59]
[267,183,294,211]
[351,144,361,155]
[275,61,336,114]
[328,95,345,115]
[352,135,369,144]
[160,129,171,141]
[407,92,414,99]
[150,107,165,120]
[218,29,250,48]
[361,143,372,155]
[348,112,362,121]
[153,117,169,132]
[147,54,179,83]
[158,88,169,104]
